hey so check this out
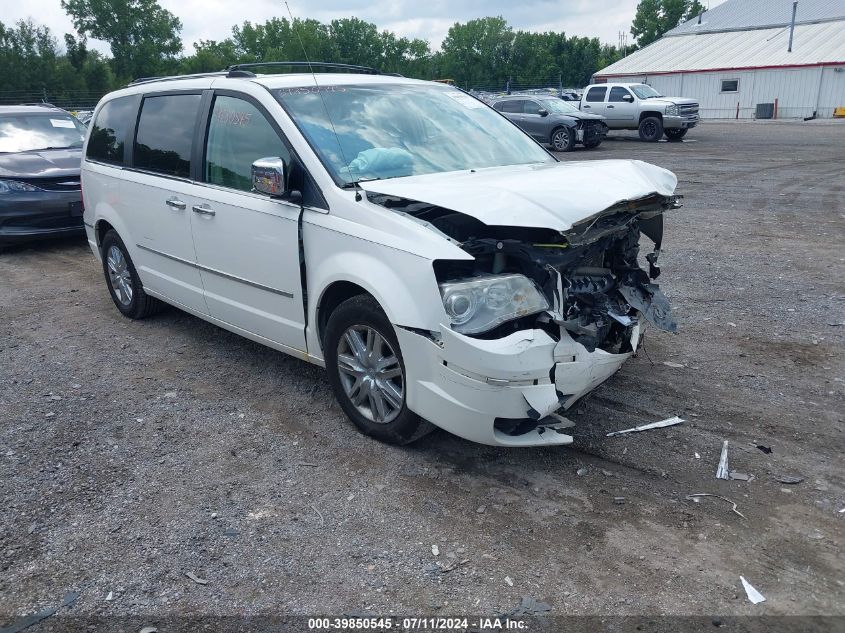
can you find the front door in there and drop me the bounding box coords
[188,93,307,352]
[520,100,549,140]
[605,86,638,125]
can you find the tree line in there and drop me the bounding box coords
[0,0,704,106]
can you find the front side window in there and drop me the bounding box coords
[276,84,553,185]
[523,100,543,115]
[0,112,86,154]
[609,87,632,102]
[87,97,135,164]
[585,87,607,102]
[204,96,291,192]
[134,94,201,178]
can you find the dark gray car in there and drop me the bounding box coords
[0,105,86,246]
[491,96,607,152]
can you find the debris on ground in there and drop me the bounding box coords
[729,471,754,482]
[310,504,325,527]
[576,467,588,476]
[501,596,552,617]
[0,591,80,633]
[694,452,701,459]
[686,493,745,519]
[613,497,626,505]
[606,416,684,437]
[105,591,114,601]
[775,474,804,484]
[663,361,685,368]
[431,545,439,556]
[740,576,766,604]
[436,559,470,573]
[504,576,514,587]
[476,505,486,514]
[185,572,208,585]
[716,441,730,480]
[756,445,772,454]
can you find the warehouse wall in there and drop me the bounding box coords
[599,64,845,119]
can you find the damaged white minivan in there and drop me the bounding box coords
[82,64,680,447]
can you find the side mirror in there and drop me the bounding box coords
[252,157,288,197]
[538,108,549,117]
[622,94,634,102]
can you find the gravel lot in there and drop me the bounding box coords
[1,120,843,624]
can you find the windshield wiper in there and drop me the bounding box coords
[33,145,82,151]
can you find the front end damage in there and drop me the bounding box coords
[368,168,681,446]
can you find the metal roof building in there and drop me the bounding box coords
[594,0,845,118]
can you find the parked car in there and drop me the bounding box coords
[491,95,608,151]
[580,83,699,142]
[82,66,680,447]
[0,104,86,246]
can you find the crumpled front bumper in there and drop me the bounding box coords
[396,321,641,446]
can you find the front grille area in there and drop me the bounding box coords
[680,103,699,117]
[20,176,81,191]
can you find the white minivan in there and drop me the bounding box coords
[82,63,681,447]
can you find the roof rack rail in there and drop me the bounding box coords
[127,71,228,87]
[226,61,383,75]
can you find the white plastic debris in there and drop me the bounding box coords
[740,576,766,604]
[716,440,730,480]
[663,361,685,368]
[606,416,684,437]
[504,576,514,587]
[431,545,439,556]
[694,452,701,459]
[105,591,114,601]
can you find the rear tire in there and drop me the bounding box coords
[324,295,432,445]
[638,116,663,142]
[550,126,575,152]
[583,139,602,149]
[101,230,163,319]
[664,128,688,142]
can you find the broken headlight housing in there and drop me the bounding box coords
[439,274,549,335]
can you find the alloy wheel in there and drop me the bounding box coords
[336,325,404,424]
[553,129,570,151]
[106,245,133,306]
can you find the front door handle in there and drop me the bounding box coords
[165,197,186,210]
[192,204,216,217]
[583,105,591,108]
[607,105,615,109]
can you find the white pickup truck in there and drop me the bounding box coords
[580,83,699,142]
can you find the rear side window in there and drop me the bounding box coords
[87,97,136,165]
[134,94,201,178]
[498,100,523,113]
[204,95,291,192]
[585,87,607,102]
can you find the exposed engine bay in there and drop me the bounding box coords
[367,191,680,352]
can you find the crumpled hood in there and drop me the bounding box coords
[360,159,677,233]
[0,148,82,178]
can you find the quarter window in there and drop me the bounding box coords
[721,79,739,93]
[87,96,136,165]
[204,96,291,192]
[134,94,201,178]
[585,87,607,102]
[608,87,632,102]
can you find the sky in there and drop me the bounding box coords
[3,0,646,56]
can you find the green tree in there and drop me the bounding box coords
[440,16,514,88]
[631,0,705,46]
[60,0,183,81]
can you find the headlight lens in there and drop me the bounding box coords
[439,274,550,334]
[665,104,679,116]
[0,179,40,194]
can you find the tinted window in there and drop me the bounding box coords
[585,87,607,102]
[608,87,632,102]
[134,94,201,177]
[204,96,291,192]
[87,97,136,165]
[498,100,523,113]
[523,101,543,115]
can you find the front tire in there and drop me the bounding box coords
[101,230,163,319]
[583,139,602,149]
[638,116,663,142]
[550,126,575,152]
[324,295,432,445]
[664,128,688,142]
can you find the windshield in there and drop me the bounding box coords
[539,99,581,114]
[0,113,86,153]
[275,84,554,185]
[630,84,663,99]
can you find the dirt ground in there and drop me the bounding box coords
[1,120,843,624]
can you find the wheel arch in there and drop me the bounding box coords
[316,280,374,348]
[639,111,663,124]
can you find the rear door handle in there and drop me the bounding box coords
[165,197,186,210]
[192,204,216,217]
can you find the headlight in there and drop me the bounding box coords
[665,104,679,116]
[0,179,40,194]
[439,274,550,334]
